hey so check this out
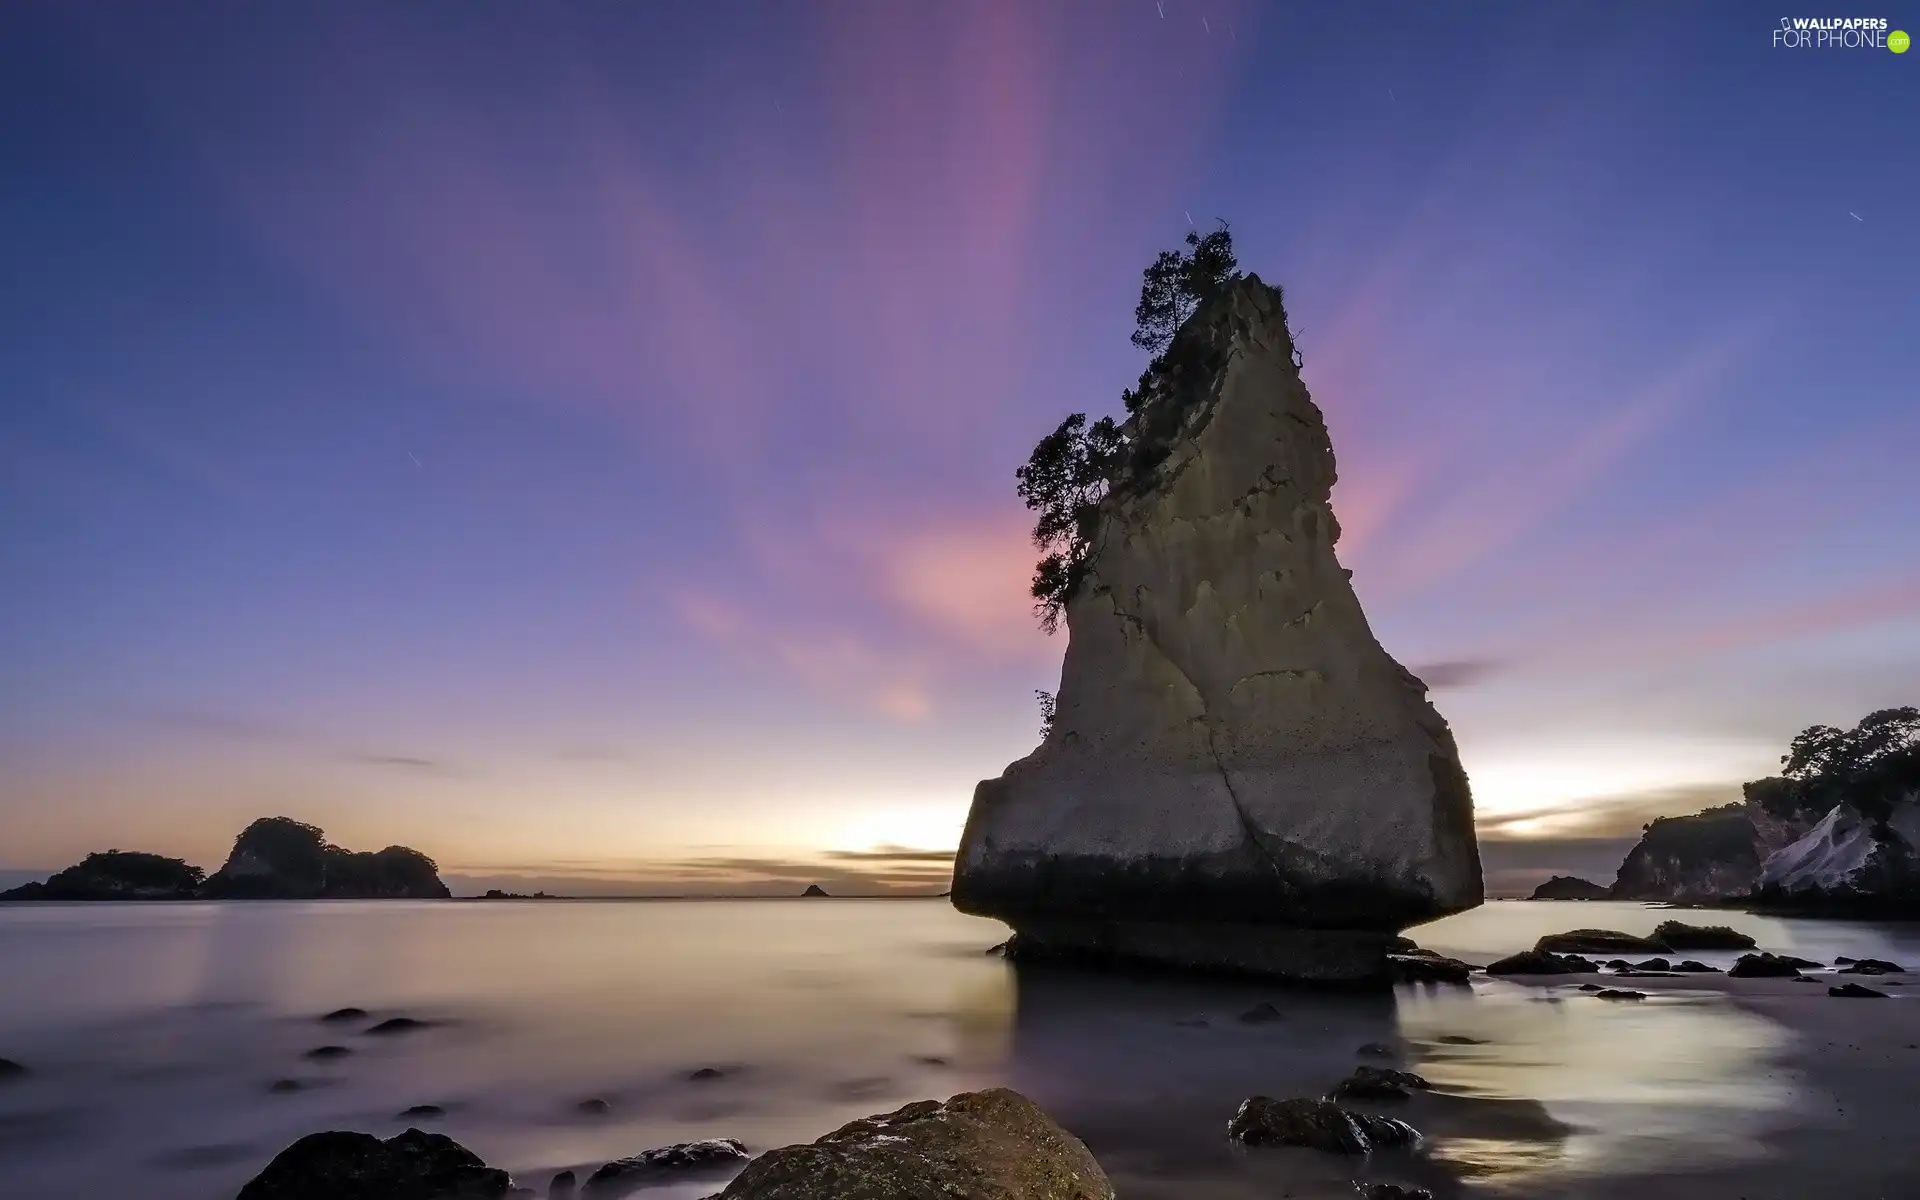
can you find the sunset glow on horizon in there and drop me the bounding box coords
[3,2,1916,898]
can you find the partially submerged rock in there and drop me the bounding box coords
[1650,921,1756,950]
[367,1017,429,1035]
[235,1128,512,1200]
[1389,953,1472,984]
[1484,951,1583,976]
[951,276,1482,984]
[0,1056,25,1080]
[1829,982,1889,998]
[1838,958,1907,974]
[1226,1096,1418,1154]
[1534,930,1670,956]
[1592,989,1646,1001]
[1329,1066,1431,1102]
[584,1140,748,1196]
[711,1088,1113,1200]
[321,1007,369,1023]
[1728,953,1822,978]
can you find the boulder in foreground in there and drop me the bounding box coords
[1226,1096,1418,1154]
[235,1128,511,1200]
[712,1088,1113,1200]
[953,271,1481,984]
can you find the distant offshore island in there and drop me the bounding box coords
[0,816,450,901]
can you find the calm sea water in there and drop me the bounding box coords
[2,899,1917,1199]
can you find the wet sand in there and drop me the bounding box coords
[1488,969,1920,1200]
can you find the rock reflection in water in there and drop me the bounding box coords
[1395,979,1794,1188]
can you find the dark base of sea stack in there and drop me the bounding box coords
[1004,920,1394,987]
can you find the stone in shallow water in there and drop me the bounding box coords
[1838,958,1907,974]
[1829,983,1889,998]
[584,1140,748,1196]
[1729,952,1821,977]
[320,1007,368,1023]
[576,1097,611,1114]
[712,1089,1113,1200]
[235,1128,511,1200]
[548,1171,576,1200]
[366,1017,429,1035]
[1485,951,1582,976]
[1534,930,1670,955]
[1238,1001,1285,1023]
[950,277,1481,984]
[1226,1096,1419,1154]
[1362,1186,1433,1200]
[1328,1066,1431,1102]
[0,1056,27,1080]
[1593,989,1646,1001]
[1389,953,1472,984]
[303,1045,352,1060]
[1651,921,1756,950]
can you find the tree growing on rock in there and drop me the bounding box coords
[1018,223,1244,632]
[1783,707,1920,828]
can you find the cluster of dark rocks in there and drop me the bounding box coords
[235,1090,1116,1200]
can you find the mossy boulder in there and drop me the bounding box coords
[712,1089,1112,1200]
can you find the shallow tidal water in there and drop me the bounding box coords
[2,898,1918,1199]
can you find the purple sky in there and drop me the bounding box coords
[3,2,1916,896]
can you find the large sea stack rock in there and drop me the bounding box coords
[952,275,1482,983]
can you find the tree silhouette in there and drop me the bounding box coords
[1018,223,1243,630]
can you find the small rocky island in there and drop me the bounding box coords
[952,228,1483,983]
[1528,875,1610,901]
[0,816,449,901]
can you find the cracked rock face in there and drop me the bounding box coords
[952,275,1481,982]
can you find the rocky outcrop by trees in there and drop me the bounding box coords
[1606,708,1920,913]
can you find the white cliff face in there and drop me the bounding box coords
[952,276,1482,980]
[1760,800,1920,897]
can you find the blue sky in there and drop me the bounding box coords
[2,2,1916,895]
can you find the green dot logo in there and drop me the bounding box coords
[1893,29,1912,53]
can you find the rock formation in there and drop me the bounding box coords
[952,275,1482,982]
[1528,875,1609,901]
[1755,800,1920,914]
[1608,803,1766,903]
[201,817,450,899]
[1608,770,1918,912]
[3,817,451,902]
[713,1089,1113,1200]
[0,850,203,901]
[235,1128,512,1199]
